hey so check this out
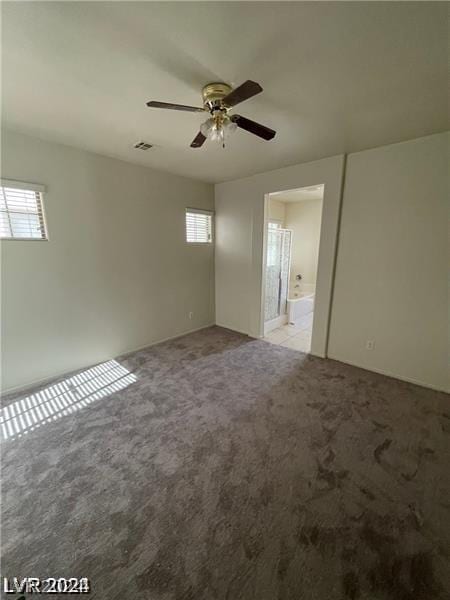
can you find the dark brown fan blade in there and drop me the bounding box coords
[222,80,263,108]
[190,131,207,148]
[146,101,205,113]
[231,114,276,141]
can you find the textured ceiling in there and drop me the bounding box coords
[2,1,448,183]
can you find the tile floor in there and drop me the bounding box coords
[263,311,313,352]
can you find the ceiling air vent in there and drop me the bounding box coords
[133,141,153,150]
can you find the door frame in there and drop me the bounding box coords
[258,167,345,358]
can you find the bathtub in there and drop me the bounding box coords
[287,293,314,324]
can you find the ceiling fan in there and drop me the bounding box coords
[146,80,276,148]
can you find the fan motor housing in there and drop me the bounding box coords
[202,82,232,109]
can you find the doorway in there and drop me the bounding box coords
[262,185,324,353]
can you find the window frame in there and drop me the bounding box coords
[0,179,48,242]
[268,219,283,230]
[185,207,214,245]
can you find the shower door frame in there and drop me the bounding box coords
[264,225,293,333]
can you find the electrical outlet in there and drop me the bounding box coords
[188,312,194,320]
[366,340,375,350]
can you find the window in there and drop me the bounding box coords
[0,179,48,240]
[185,208,213,244]
[268,220,282,230]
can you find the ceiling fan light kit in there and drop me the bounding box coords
[146,80,276,149]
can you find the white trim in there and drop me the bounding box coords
[2,323,216,397]
[260,194,270,337]
[262,190,327,340]
[185,207,214,244]
[185,207,214,216]
[184,242,214,246]
[1,238,48,242]
[268,218,283,227]
[258,163,345,358]
[215,322,250,337]
[1,178,46,193]
[0,181,49,241]
[327,354,449,394]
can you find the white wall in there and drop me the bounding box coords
[215,132,448,391]
[268,199,285,224]
[328,132,448,391]
[285,198,323,294]
[1,130,215,392]
[215,155,345,355]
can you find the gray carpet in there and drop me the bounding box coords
[1,326,449,599]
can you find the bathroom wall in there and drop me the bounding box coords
[285,198,323,296]
[268,198,285,224]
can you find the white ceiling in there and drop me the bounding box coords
[2,2,448,184]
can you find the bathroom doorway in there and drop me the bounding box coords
[262,185,324,353]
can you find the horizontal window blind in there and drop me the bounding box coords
[0,184,48,240]
[186,209,213,243]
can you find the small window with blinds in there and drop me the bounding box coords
[185,208,213,244]
[0,179,48,240]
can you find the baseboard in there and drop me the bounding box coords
[119,323,216,358]
[1,323,216,397]
[215,322,250,337]
[7,328,444,397]
[327,354,449,394]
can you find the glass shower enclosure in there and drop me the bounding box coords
[264,224,292,323]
